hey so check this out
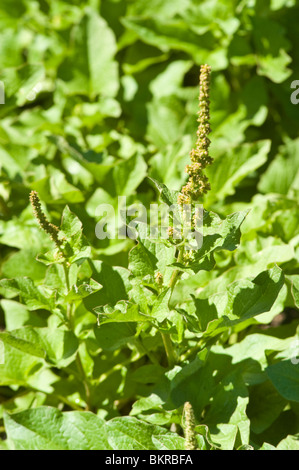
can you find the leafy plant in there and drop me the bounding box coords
[0,0,299,451]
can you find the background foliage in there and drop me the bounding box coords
[0,0,298,450]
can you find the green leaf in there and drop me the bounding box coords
[4,407,110,450]
[205,140,271,206]
[151,288,172,322]
[289,275,299,308]
[277,434,299,450]
[148,177,180,206]
[60,205,82,239]
[246,381,287,434]
[106,416,177,450]
[152,432,185,450]
[258,138,299,195]
[121,17,227,69]
[1,299,46,330]
[58,10,118,98]
[252,17,292,83]
[65,279,103,302]
[94,323,136,351]
[174,210,248,274]
[266,360,299,402]
[193,266,284,338]
[94,301,150,324]
[0,331,45,359]
[58,206,91,263]
[83,261,130,313]
[48,135,115,185]
[32,328,79,368]
[113,154,147,196]
[0,277,55,311]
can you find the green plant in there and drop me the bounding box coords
[0,0,299,451]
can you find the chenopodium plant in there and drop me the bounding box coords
[0,66,285,451]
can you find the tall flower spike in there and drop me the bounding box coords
[178,64,213,205]
[29,190,61,248]
[183,402,197,450]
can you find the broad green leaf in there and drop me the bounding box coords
[1,249,46,281]
[1,299,46,330]
[191,266,284,338]
[259,442,277,450]
[0,277,55,311]
[48,135,115,185]
[94,301,150,324]
[94,323,136,351]
[258,138,299,195]
[174,210,248,274]
[149,177,180,206]
[58,10,118,98]
[0,64,45,105]
[106,416,176,450]
[121,17,227,69]
[4,407,110,450]
[60,205,82,239]
[83,261,130,313]
[129,235,176,283]
[277,434,299,450]
[65,280,103,302]
[0,336,50,390]
[0,331,45,359]
[246,381,287,434]
[205,140,271,206]
[151,289,172,322]
[32,328,79,368]
[252,17,292,83]
[147,95,186,147]
[152,433,185,450]
[113,154,147,196]
[266,360,299,402]
[289,275,299,308]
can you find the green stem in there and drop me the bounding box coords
[161,332,177,368]
[168,246,185,293]
[76,353,91,411]
[161,246,185,368]
[63,261,92,410]
[134,337,160,365]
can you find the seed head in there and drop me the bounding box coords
[29,190,61,247]
[178,65,213,206]
[183,401,197,450]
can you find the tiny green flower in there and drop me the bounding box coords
[155,271,164,287]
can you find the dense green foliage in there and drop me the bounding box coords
[0,0,299,450]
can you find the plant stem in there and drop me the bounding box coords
[161,332,177,368]
[63,261,92,410]
[76,353,91,411]
[161,246,185,368]
[168,246,185,293]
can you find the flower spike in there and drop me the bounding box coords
[178,64,213,205]
[29,190,61,248]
